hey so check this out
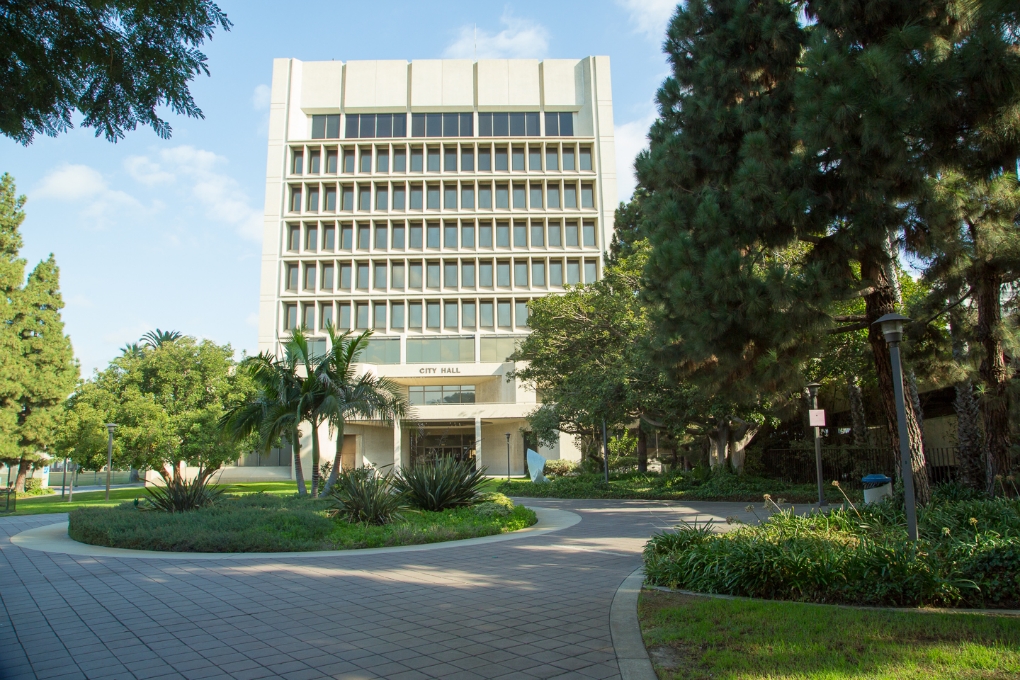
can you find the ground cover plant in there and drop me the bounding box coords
[499,469,849,504]
[394,457,488,511]
[639,589,1020,680]
[644,490,1020,609]
[68,491,535,552]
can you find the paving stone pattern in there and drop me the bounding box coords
[0,500,753,680]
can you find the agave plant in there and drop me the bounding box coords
[329,467,405,525]
[394,457,488,512]
[143,468,223,512]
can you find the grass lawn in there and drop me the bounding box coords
[497,471,851,503]
[639,589,1020,680]
[68,492,537,552]
[2,481,302,516]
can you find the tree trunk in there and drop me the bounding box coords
[728,422,758,473]
[954,379,985,490]
[908,370,927,454]
[292,426,307,496]
[310,420,321,497]
[862,254,931,504]
[847,376,868,446]
[975,269,1012,491]
[319,421,346,498]
[14,455,28,493]
[636,423,648,473]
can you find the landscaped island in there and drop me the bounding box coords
[69,491,535,552]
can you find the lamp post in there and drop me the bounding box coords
[805,382,828,507]
[60,455,68,499]
[505,433,511,480]
[105,423,118,501]
[873,313,918,541]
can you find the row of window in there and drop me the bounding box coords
[291,144,593,175]
[284,299,535,334]
[284,257,599,293]
[289,181,596,213]
[312,112,575,140]
[286,335,519,366]
[287,221,599,252]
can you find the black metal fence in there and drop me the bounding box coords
[747,446,961,490]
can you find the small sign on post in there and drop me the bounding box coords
[809,409,826,427]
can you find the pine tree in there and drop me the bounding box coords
[0,173,27,465]
[13,255,78,490]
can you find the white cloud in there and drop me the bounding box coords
[444,12,549,59]
[614,106,658,201]
[252,84,271,110]
[124,156,175,186]
[32,164,143,225]
[616,0,676,39]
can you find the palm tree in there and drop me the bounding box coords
[284,328,331,496]
[141,329,183,348]
[315,326,408,497]
[220,350,308,496]
[120,342,144,358]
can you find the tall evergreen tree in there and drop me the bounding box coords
[0,173,27,462]
[12,255,78,490]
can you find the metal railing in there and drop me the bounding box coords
[748,446,962,490]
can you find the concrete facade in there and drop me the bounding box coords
[258,58,616,479]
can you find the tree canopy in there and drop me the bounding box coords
[1,0,231,144]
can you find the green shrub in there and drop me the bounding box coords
[394,457,487,511]
[68,492,538,552]
[473,492,516,518]
[543,459,577,476]
[25,478,41,492]
[144,473,223,512]
[329,467,405,525]
[644,497,1020,608]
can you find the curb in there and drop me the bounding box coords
[645,585,1020,618]
[610,567,656,680]
[9,506,581,560]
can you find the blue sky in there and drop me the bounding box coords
[2,0,676,376]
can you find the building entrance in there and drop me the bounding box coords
[409,429,476,464]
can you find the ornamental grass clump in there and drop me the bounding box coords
[643,492,1020,609]
[328,467,405,525]
[394,457,487,511]
[143,471,223,513]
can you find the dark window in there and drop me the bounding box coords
[498,300,512,327]
[374,262,387,288]
[357,263,369,289]
[394,148,406,171]
[493,113,509,136]
[427,222,440,248]
[410,223,423,248]
[495,147,508,171]
[513,223,527,247]
[479,113,493,136]
[342,185,354,210]
[461,147,474,171]
[312,114,340,139]
[323,225,335,249]
[409,301,422,329]
[444,222,458,248]
[356,303,369,329]
[512,147,525,171]
[496,184,509,209]
[548,222,561,246]
[409,261,423,288]
[550,260,563,285]
[288,225,300,250]
[377,150,389,172]
[444,147,457,171]
[426,113,442,137]
[376,185,387,210]
[343,149,355,172]
[560,113,573,136]
[583,222,596,246]
[358,186,371,211]
[339,303,351,329]
[480,261,493,286]
[392,263,405,288]
[563,148,575,171]
[286,264,298,290]
[290,187,301,212]
[461,223,474,247]
[444,261,458,287]
[514,261,527,286]
[510,113,525,136]
[513,183,526,209]
[445,301,458,328]
[340,263,352,288]
[360,149,371,173]
[306,225,318,251]
[529,147,541,171]
[321,303,333,329]
[374,303,386,329]
[393,223,405,248]
[307,186,319,211]
[479,184,492,209]
[326,149,338,173]
[376,114,391,138]
[566,222,579,246]
[526,112,540,136]
[292,151,303,174]
[531,223,544,246]
[304,263,316,289]
[392,114,407,137]
[284,304,298,330]
[410,184,423,209]
[544,112,559,136]
[411,148,423,172]
[461,185,474,209]
[582,184,594,208]
[530,183,543,209]
[427,301,440,328]
[393,184,405,209]
[391,302,405,329]
[479,147,491,171]
[567,259,580,284]
[547,184,560,208]
[444,184,457,209]
[480,223,493,247]
[427,147,440,172]
[516,301,529,327]
[462,302,476,328]
[443,113,459,137]
[427,184,440,209]
[358,224,371,249]
[341,224,353,249]
[497,261,510,286]
[584,259,597,283]
[460,113,473,137]
[564,183,577,208]
[480,301,494,328]
[359,114,376,138]
[462,261,475,287]
[375,224,388,249]
[580,148,593,171]
[532,261,545,286]
[345,115,359,138]
[411,113,425,137]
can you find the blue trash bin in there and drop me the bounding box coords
[862,474,893,504]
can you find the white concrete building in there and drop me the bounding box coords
[254,57,616,480]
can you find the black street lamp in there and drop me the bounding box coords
[806,382,828,507]
[505,433,511,480]
[105,423,118,501]
[873,313,918,541]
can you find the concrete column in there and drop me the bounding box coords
[475,418,483,472]
[393,419,403,470]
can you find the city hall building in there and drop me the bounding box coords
[254,57,617,480]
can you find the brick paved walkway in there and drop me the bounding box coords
[0,499,754,680]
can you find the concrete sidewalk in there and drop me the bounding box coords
[0,500,757,680]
